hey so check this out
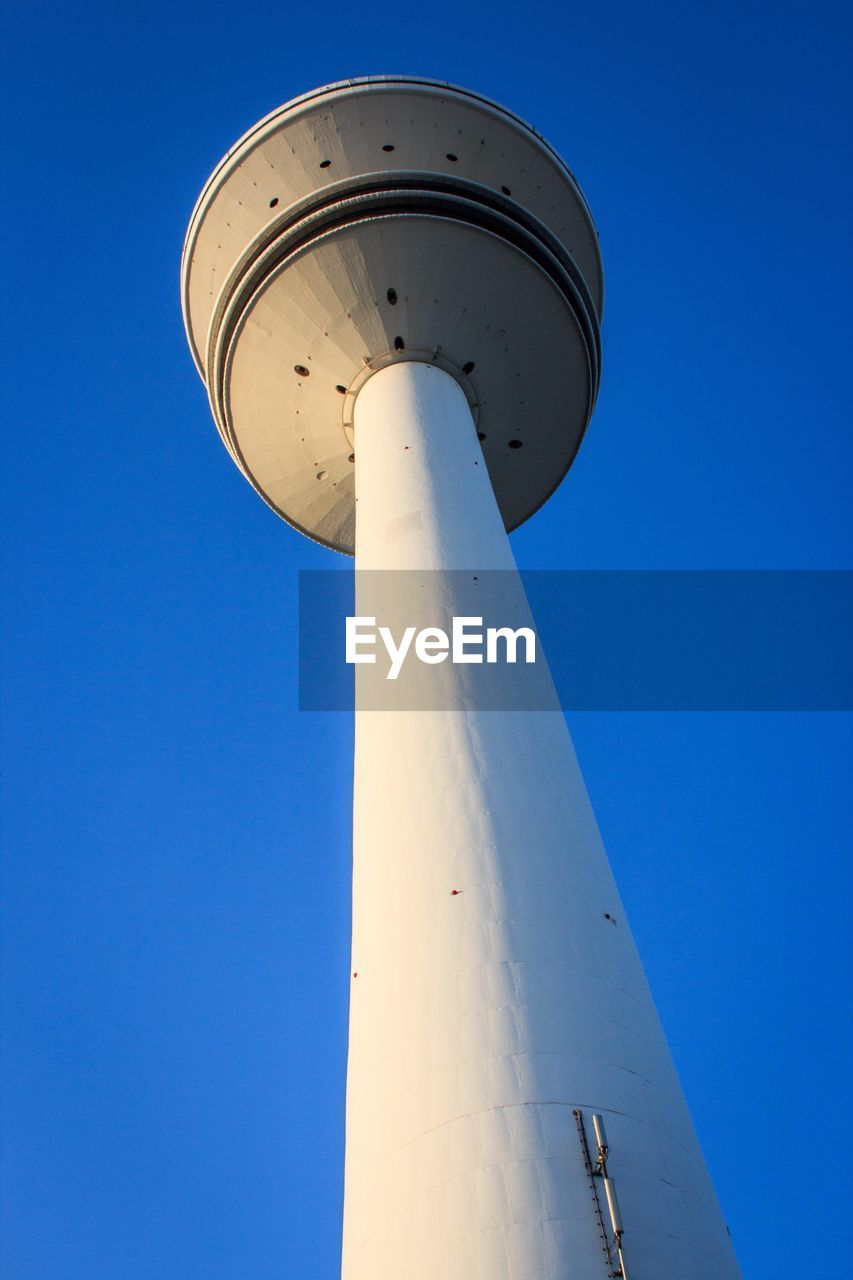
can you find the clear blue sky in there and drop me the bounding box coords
[1,2,851,1276]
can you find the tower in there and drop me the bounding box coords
[181,76,740,1279]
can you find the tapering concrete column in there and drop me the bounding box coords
[343,361,740,1279]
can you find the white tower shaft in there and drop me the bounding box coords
[345,362,740,1279]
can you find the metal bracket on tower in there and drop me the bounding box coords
[574,1109,630,1280]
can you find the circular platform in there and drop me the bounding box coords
[181,77,604,552]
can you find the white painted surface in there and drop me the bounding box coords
[180,77,602,552]
[181,77,603,373]
[219,215,592,551]
[345,362,741,1278]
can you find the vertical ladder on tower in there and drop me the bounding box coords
[574,1109,630,1280]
